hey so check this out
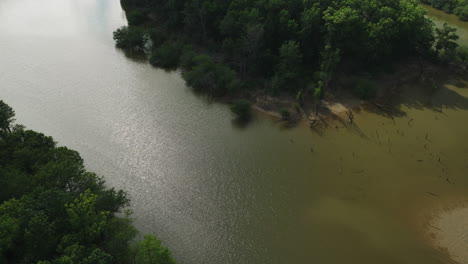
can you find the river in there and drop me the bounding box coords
[1,0,468,263]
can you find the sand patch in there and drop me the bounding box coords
[429,206,468,264]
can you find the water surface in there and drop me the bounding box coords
[1,0,468,263]
[423,4,468,45]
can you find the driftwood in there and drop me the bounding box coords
[309,119,319,127]
[345,109,354,123]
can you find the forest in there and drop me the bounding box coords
[421,0,468,20]
[0,100,176,264]
[114,0,465,100]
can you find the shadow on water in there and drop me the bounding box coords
[116,48,148,63]
[307,104,369,138]
[231,116,254,130]
[363,65,468,119]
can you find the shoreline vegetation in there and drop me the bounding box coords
[114,0,468,125]
[0,100,176,264]
[421,0,468,21]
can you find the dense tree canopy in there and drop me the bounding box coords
[0,100,176,264]
[115,0,457,97]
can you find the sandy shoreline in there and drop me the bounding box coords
[426,203,468,264]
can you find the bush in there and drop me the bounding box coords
[280,108,290,120]
[182,55,241,96]
[179,45,196,70]
[149,42,182,70]
[352,78,376,100]
[230,100,251,120]
[113,26,146,51]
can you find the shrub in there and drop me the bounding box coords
[182,55,241,96]
[113,26,145,51]
[352,78,376,100]
[230,100,251,120]
[149,42,182,70]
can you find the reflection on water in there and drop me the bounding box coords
[1,0,468,263]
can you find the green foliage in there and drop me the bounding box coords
[455,4,468,20]
[149,42,182,70]
[113,26,146,51]
[273,40,303,91]
[0,212,19,255]
[182,55,240,96]
[0,100,15,133]
[134,235,176,264]
[314,81,324,100]
[456,45,468,63]
[318,44,341,93]
[179,45,196,69]
[148,28,167,47]
[435,23,459,56]
[117,0,439,97]
[352,78,376,100]
[127,10,147,26]
[230,100,251,120]
[0,100,176,264]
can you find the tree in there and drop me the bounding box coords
[273,40,303,92]
[319,43,340,89]
[435,23,459,56]
[0,100,15,134]
[115,0,440,98]
[64,190,110,245]
[82,248,113,264]
[182,55,240,96]
[149,42,182,70]
[457,45,468,64]
[0,214,19,255]
[0,100,175,264]
[134,235,176,264]
[113,26,146,51]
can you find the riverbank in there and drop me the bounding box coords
[116,0,447,109]
[4,0,468,263]
[251,59,468,128]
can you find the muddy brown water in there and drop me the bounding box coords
[1,0,467,263]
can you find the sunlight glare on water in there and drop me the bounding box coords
[1,0,468,263]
